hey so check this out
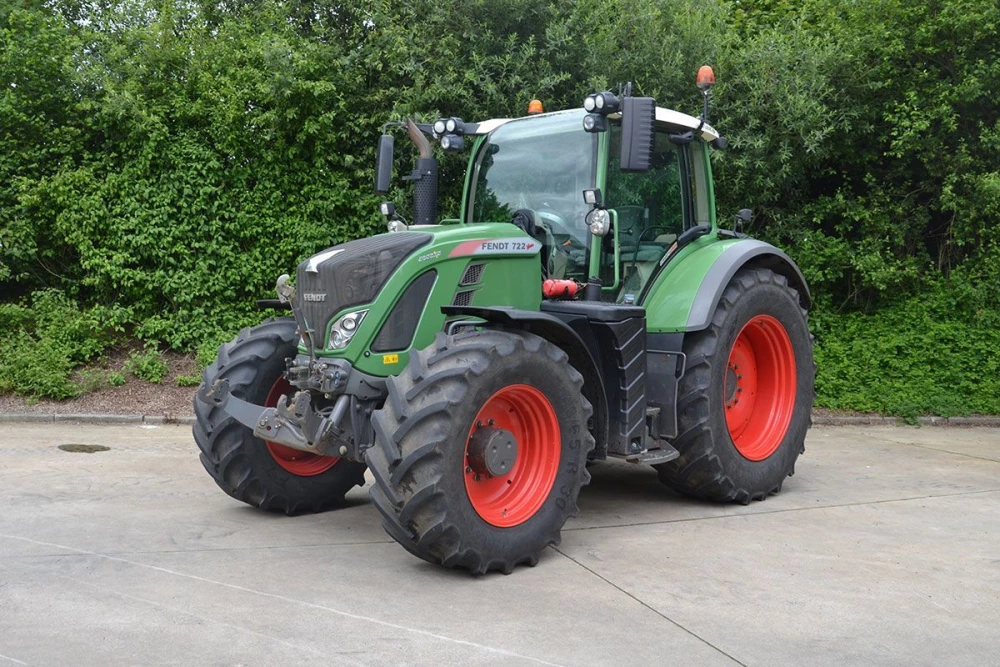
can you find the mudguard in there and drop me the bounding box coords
[686,240,810,330]
[643,238,810,333]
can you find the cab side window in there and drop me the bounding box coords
[605,127,691,301]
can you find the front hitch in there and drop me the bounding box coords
[198,379,342,457]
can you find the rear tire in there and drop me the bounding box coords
[193,318,366,514]
[366,330,594,574]
[655,268,814,503]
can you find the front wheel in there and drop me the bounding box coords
[655,268,814,503]
[366,330,594,574]
[193,318,367,514]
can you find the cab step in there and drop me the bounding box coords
[622,443,680,466]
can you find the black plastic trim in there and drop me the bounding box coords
[256,299,291,311]
[645,332,685,440]
[540,299,644,322]
[371,270,438,352]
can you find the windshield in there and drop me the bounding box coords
[467,110,596,280]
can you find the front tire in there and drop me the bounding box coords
[655,268,814,503]
[366,330,594,574]
[193,318,366,514]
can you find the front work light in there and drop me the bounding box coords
[593,92,620,113]
[583,113,607,133]
[441,134,465,151]
[587,208,611,236]
[434,118,464,138]
[583,92,620,115]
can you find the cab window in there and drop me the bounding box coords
[602,126,692,302]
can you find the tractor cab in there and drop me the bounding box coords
[460,105,721,305]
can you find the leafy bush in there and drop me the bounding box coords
[175,374,201,387]
[0,337,80,399]
[125,346,169,384]
[814,274,1000,418]
[0,290,119,398]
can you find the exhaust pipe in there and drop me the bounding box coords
[404,118,438,225]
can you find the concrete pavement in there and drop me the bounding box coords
[0,423,998,666]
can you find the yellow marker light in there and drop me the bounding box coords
[527,99,544,114]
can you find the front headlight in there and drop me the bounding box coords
[329,309,368,349]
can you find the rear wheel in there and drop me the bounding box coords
[193,318,366,514]
[655,268,813,503]
[366,330,594,574]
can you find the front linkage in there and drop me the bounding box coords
[198,276,386,464]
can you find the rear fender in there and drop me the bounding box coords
[644,238,810,332]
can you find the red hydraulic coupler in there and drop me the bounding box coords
[542,279,581,299]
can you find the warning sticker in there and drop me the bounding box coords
[382,354,399,365]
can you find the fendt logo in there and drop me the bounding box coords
[302,293,327,302]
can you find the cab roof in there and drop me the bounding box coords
[468,107,719,143]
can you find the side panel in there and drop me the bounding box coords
[307,223,544,376]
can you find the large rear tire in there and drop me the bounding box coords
[655,268,814,503]
[366,330,594,574]
[193,318,366,514]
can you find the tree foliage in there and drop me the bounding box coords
[1,0,998,412]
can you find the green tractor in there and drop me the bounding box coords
[195,67,814,574]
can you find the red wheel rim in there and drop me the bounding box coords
[724,315,797,461]
[464,385,561,528]
[263,377,339,476]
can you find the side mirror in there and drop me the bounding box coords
[374,134,394,193]
[619,97,655,172]
[735,208,752,229]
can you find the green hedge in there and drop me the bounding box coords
[1,0,998,413]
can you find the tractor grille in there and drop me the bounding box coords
[460,262,485,285]
[296,232,431,345]
[452,289,476,307]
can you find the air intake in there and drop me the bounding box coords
[460,263,485,286]
[452,289,476,307]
